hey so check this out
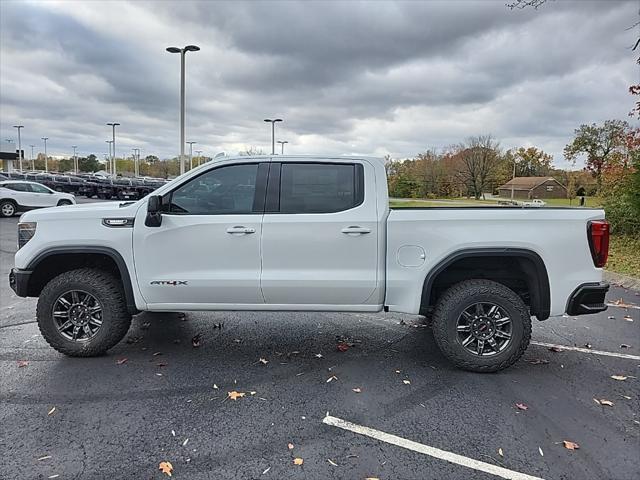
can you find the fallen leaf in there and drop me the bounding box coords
[159,461,173,476]
[192,334,202,348]
[326,375,338,383]
[293,457,304,466]
[259,358,269,365]
[515,403,528,411]
[336,342,350,352]
[17,360,28,367]
[288,443,294,450]
[548,346,563,353]
[352,388,362,393]
[47,407,56,416]
[498,448,504,457]
[594,398,614,406]
[538,446,544,457]
[403,379,411,385]
[528,359,550,365]
[611,375,627,381]
[227,391,246,401]
[563,440,580,450]
[116,358,128,365]
[327,458,338,466]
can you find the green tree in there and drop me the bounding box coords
[511,147,553,177]
[563,120,629,191]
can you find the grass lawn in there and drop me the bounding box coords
[606,234,640,278]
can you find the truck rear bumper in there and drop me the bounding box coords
[566,282,609,316]
[9,268,31,297]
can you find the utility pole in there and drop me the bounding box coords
[277,140,288,155]
[41,137,49,172]
[264,118,283,155]
[13,125,24,171]
[132,148,140,176]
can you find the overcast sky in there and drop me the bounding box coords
[0,0,637,168]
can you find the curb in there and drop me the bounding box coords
[604,270,640,292]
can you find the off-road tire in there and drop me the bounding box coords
[0,199,17,217]
[37,268,132,356]
[431,279,531,373]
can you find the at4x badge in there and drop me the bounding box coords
[150,280,188,286]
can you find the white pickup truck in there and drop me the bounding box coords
[9,155,610,372]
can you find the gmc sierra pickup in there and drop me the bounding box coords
[9,155,610,372]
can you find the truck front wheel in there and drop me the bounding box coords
[36,268,132,357]
[431,279,531,373]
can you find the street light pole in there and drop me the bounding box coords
[106,140,113,175]
[107,123,120,176]
[29,145,35,170]
[195,150,202,167]
[132,148,140,176]
[264,118,283,154]
[72,145,78,173]
[186,141,196,170]
[166,45,200,175]
[13,125,24,171]
[277,140,288,155]
[41,137,48,172]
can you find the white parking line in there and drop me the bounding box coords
[531,341,640,360]
[323,415,545,480]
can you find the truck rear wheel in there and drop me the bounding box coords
[431,279,531,372]
[36,268,132,357]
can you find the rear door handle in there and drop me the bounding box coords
[341,226,371,235]
[226,226,256,235]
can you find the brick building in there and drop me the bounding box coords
[498,177,567,200]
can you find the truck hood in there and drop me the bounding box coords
[20,200,142,222]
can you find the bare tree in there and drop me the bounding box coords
[456,136,502,200]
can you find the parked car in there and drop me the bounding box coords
[9,155,609,372]
[523,199,547,207]
[0,180,76,217]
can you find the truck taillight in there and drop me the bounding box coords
[588,220,609,268]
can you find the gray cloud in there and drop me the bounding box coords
[0,0,637,167]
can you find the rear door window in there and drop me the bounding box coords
[278,163,363,214]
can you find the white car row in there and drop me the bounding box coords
[0,180,76,217]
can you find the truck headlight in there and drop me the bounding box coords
[18,222,37,249]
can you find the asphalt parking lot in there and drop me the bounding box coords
[1,201,638,480]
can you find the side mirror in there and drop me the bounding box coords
[145,195,163,227]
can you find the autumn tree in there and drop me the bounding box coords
[563,120,629,191]
[509,147,553,177]
[456,135,502,200]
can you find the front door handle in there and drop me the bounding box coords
[341,226,371,235]
[226,226,256,235]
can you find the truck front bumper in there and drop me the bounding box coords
[9,268,31,297]
[566,282,609,316]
